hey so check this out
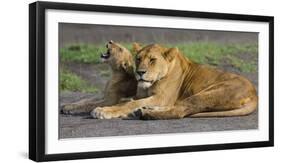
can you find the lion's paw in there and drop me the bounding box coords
[91,107,104,119]
[126,108,143,120]
[61,103,81,115]
[130,106,162,120]
[91,107,120,119]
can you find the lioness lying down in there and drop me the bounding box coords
[92,43,257,119]
[61,41,137,114]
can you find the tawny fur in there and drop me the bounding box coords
[61,41,137,115]
[92,43,257,119]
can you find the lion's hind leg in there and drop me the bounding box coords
[132,105,192,120]
[135,80,258,120]
[190,95,257,117]
[179,80,258,118]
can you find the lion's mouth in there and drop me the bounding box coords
[138,79,153,84]
[137,79,153,89]
[100,51,111,60]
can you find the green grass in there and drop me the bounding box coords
[60,42,257,71]
[171,42,258,72]
[60,44,107,64]
[173,42,257,65]
[60,42,257,92]
[60,68,98,93]
[227,55,257,73]
[60,43,132,64]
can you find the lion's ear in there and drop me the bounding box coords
[132,42,142,54]
[163,47,178,62]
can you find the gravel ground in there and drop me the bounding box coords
[60,103,258,138]
[59,24,258,139]
[59,62,258,139]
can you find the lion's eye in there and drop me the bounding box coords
[150,58,156,64]
[136,58,141,63]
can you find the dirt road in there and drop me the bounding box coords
[59,61,258,138]
[59,23,258,139]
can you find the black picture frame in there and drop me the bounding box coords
[29,1,274,162]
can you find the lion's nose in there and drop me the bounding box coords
[137,70,146,76]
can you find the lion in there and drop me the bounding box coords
[91,43,258,119]
[61,41,138,114]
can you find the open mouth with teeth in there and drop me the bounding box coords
[100,51,110,59]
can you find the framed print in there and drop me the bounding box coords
[29,1,274,162]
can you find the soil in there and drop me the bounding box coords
[59,23,258,48]
[59,54,258,139]
[59,25,258,139]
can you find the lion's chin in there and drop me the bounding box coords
[100,57,109,63]
[137,81,152,89]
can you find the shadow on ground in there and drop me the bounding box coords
[59,61,258,138]
[59,25,258,139]
[60,109,258,138]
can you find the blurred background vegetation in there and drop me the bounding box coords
[59,23,258,93]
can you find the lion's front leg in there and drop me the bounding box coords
[91,96,159,119]
[61,98,118,115]
[61,98,98,115]
[91,106,137,119]
[133,106,190,120]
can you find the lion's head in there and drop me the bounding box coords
[133,43,178,89]
[101,40,134,74]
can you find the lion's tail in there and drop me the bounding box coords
[190,96,258,118]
